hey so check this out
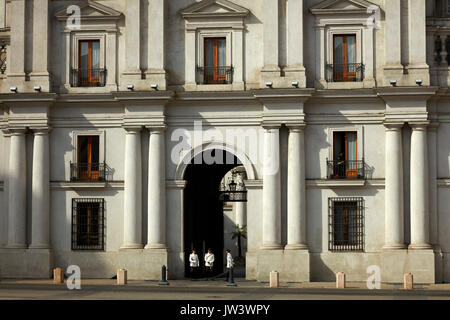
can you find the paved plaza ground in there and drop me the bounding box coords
[0,279,450,300]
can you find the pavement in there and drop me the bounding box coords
[1,278,450,300]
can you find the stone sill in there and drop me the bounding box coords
[50,181,124,190]
[438,179,450,187]
[306,179,366,188]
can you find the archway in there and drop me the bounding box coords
[183,149,246,278]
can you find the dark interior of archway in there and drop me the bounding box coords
[184,149,241,278]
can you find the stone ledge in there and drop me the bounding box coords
[50,181,124,190]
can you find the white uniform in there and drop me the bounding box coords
[189,253,199,267]
[226,252,234,269]
[204,253,215,267]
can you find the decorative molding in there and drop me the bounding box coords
[166,180,188,189]
[306,179,386,188]
[180,0,249,19]
[50,181,124,190]
[0,181,3,191]
[55,0,123,22]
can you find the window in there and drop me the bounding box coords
[70,135,105,182]
[325,34,364,82]
[198,37,233,84]
[71,40,106,87]
[327,131,365,179]
[72,198,105,250]
[328,198,364,252]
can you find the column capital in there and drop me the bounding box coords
[262,123,281,130]
[409,121,430,131]
[31,126,52,135]
[123,125,143,133]
[287,124,306,132]
[8,127,27,135]
[383,122,404,131]
[146,124,167,133]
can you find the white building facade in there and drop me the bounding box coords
[0,0,449,283]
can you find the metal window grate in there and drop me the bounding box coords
[72,198,105,251]
[328,197,364,252]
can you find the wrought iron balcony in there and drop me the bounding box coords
[70,162,107,182]
[326,63,364,82]
[326,159,366,180]
[197,66,233,84]
[70,68,107,87]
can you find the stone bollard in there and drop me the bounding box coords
[53,268,64,284]
[404,273,413,290]
[270,271,279,288]
[336,272,346,289]
[158,265,169,285]
[117,269,127,285]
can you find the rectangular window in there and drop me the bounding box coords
[332,131,358,178]
[204,37,227,84]
[333,35,357,81]
[72,198,105,250]
[77,135,100,181]
[78,40,101,87]
[329,198,364,252]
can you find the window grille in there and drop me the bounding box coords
[328,197,364,252]
[72,198,105,250]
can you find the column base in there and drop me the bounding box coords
[117,248,168,280]
[3,243,28,249]
[260,243,283,250]
[120,243,144,250]
[408,243,433,250]
[144,69,167,91]
[382,243,407,250]
[284,243,309,250]
[0,248,53,278]
[144,243,167,250]
[28,243,51,250]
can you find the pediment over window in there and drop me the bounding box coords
[310,0,377,15]
[55,0,122,22]
[180,0,249,19]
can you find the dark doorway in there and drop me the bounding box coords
[184,149,241,278]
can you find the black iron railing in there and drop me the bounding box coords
[72,198,104,251]
[329,197,364,252]
[326,63,364,82]
[219,190,247,202]
[327,159,366,179]
[197,66,233,84]
[70,68,107,87]
[70,162,107,182]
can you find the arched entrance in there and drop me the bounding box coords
[183,149,246,278]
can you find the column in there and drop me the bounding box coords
[0,0,6,29]
[408,0,427,67]
[428,123,439,248]
[384,0,401,67]
[124,0,141,76]
[409,123,432,250]
[286,0,305,84]
[146,0,166,87]
[384,0,403,84]
[8,0,25,78]
[315,26,326,86]
[383,123,406,250]
[145,126,166,249]
[6,128,27,248]
[122,127,143,249]
[31,0,49,77]
[29,128,51,249]
[286,126,308,250]
[235,202,246,229]
[262,0,279,74]
[261,126,282,249]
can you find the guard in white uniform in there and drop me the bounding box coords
[204,248,215,276]
[189,249,199,278]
